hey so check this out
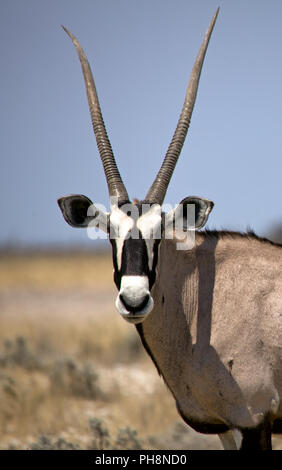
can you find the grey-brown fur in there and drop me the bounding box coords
[139,231,282,448]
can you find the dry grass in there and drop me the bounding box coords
[0,250,113,289]
[0,250,280,450]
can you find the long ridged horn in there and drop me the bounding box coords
[145,8,219,205]
[62,26,129,203]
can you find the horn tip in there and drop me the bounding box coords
[61,25,76,42]
[213,7,220,23]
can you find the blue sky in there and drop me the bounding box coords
[1,0,282,248]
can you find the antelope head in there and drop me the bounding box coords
[58,10,218,324]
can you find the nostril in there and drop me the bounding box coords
[119,294,150,313]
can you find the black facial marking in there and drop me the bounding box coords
[110,238,121,288]
[121,236,149,277]
[148,237,161,289]
[109,202,162,291]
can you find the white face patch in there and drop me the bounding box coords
[110,205,134,270]
[110,203,162,272]
[137,204,162,270]
[116,275,154,323]
[119,275,150,305]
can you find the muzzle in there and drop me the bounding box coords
[115,275,154,324]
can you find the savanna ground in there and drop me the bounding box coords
[0,249,281,450]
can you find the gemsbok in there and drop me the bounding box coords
[58,9,282,450]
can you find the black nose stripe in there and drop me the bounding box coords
[121,236,149,276]
[119,294,150,313]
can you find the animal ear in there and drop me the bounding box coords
[57,194,109,232]
[180,196,214,230]
[165,196,214,232]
